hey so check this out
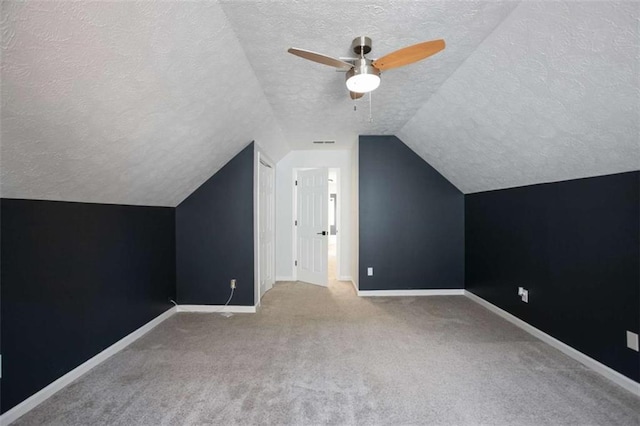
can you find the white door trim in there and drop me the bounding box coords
[254,145,276,307]
[291,170,298,282]
[329,168,341,282]
[259,155,275,299]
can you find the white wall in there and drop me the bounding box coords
[275,150,352,281]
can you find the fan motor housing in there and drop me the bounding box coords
[346,58,380,79]
[351,36,372,56]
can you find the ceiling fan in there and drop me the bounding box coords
[288,36,445,100]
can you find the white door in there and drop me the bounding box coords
[296,168,329,286]
[259,160,275,298]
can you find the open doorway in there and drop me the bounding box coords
[281,151,351,289]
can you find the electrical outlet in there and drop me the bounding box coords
[521,289,528,303]
[230,279,237,289]
[627,331,639,351]
[518,287,524,296]
[367,267,373,276]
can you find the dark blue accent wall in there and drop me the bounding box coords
[176,142,254,306]
[358,135,464,290]
[0,199,176,413]
[466,171,640,382]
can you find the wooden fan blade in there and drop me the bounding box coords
[288,48,353,70]
[372,39,445,71]
[350,91,364,100]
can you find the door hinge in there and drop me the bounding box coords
[295,180,298,186]
[295,220,297,226]
[295,260,298,266]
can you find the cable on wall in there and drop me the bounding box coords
[170,282,236,318]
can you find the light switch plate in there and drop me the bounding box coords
[367,267,373,276]
[626,331,639,351]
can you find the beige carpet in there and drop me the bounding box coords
[13,281,640,425]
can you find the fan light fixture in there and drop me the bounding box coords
[345,59,380,93]
[288,36,445,99]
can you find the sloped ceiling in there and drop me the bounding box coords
[1,1,289,206]
[399,1,639,193]
[1,1,638,206]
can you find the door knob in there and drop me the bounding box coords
[316,231,327,235]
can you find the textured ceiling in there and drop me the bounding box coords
[1,1,638,206]
[1,1,289,206]
[399,1,640,193]
[219,0,519,150]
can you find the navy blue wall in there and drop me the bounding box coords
[176,142,254,306]
[466,171,640,381]
[1,199,175,413]
[358,135,464,290]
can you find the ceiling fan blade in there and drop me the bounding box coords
[288,48,353,70]
[350,91,364,100]
[372,39,445,71]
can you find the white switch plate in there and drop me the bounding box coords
[367,267,373,276]
[521,289,528,303]
[626,331,639,352]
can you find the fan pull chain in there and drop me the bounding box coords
[369,91,373,122]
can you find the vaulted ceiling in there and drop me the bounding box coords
[1,1,638,206]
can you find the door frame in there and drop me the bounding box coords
[254,146,275,307]
[329,168,341,279]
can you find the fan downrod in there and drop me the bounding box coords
[351,36,372,56]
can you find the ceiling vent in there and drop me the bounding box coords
[312,140,336,144]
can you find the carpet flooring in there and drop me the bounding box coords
[13,281,640,425]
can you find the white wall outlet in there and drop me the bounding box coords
[367,267,373,276]
[230,279,237,289]
[518,287,524,296]
[520,289,529,303]
[626,331,639,352]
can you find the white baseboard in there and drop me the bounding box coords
[177,305,256,313]
[338,275,352,282]
[358,289,465,297]
[0,307,177,426]
[464,290,640,397]
[275,276,295,282]
[349,279,359,294]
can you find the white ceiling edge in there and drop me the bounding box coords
[399,1,640,194]
[1,1,290,207]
